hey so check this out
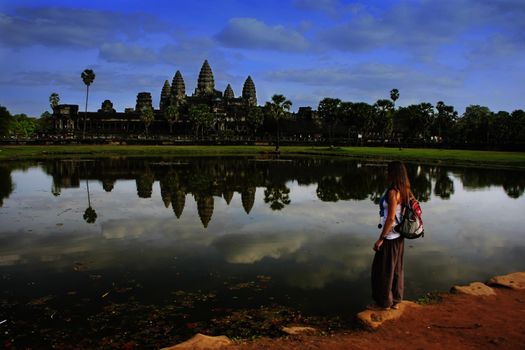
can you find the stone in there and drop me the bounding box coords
[196,60,215,95]
[99,100,116,113]
[451,282,496,296]
[171,70,186,103]
[160,333,232,350]
[242,76,257,106]
[487,272,525,290]
[160,80,171,111]
[281,326,317,335]
[135,92,153,112]
[357,301,420,330]
[224,84,235,99]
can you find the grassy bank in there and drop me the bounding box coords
[1,145,524,168]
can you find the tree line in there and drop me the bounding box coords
[1,72,524,149]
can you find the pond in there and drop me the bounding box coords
[1,156,524,349]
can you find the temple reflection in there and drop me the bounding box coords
[0,157,523,227]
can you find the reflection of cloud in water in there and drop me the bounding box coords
[212,232,307,264]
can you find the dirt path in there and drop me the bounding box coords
[228,287,525,350]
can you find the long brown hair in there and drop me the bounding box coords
[387,161,411,204]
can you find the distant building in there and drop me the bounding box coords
[53,60,258,136]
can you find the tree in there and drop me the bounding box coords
[390,89,399,106]
[394,103,433,142]
[49,93,60,111]
[10,114,38,138]
[317,97,341,144]
[373,99,394,141]
[81,69,95,139]
[459,105,493,144]
[434,101,457,142]
[0,105,11,137]
[164,105,179,134]
[189,104,214,140]
[245,106,264,136]
[264,183,291,210]
[140,106,155,135]
[265,94,292,152]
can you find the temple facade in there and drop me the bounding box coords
[52,60,258,137]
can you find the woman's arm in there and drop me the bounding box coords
[373,189,398,251]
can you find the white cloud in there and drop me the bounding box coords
[215,17,310,52]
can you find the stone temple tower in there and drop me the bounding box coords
[195,60,215,96]
[242,76,257,106]
[171,70,186,105]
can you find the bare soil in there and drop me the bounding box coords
[229,287,525,350]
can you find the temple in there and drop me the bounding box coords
[52,60,258,137]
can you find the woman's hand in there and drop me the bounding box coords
[373,238,384,251]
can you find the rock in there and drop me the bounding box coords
[160,333,232,350]
[357,301,420,330]
[487,272,525,290]
[281,326,317,335]
[451,282,496,296]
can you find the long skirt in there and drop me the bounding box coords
[371,237,404,308]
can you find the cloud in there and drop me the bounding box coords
[264,63,463,90]
[99,43,157,64]
[292,0,357,18]
[0,7,168,49]
[215,17,310,52]
[317,0,525,59]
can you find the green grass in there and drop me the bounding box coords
[1,145,524,168]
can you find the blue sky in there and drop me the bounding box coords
[1,0,524,116]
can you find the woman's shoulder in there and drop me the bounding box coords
[387,188,401,201]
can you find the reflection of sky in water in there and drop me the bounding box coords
[1,163,525,316]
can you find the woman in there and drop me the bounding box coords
[371,161,411,310]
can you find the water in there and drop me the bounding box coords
[1,157,524,349]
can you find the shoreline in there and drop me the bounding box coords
[164,272,525,350]
[1,145,525,169]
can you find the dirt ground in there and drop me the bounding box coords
[228,287,525,350]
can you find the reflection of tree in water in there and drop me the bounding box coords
[0,166,14,207]
[83,176,97,224]
[503,173,525,199]
[459,168,525,199]
[407,165,431,202]
[24,157,524,229]
[264,183,290,210]
[102,178,115,192]
[83,206,97,223]
[434,168,454,199]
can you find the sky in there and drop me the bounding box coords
[1,0,524,116]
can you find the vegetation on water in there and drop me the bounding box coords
[0,145,524,169]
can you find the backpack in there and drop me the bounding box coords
[394,198,425,239]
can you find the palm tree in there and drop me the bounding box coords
[81,69,95,139]
[49,92,60,111]
[140,107,155,136]
[390,89,400,141]
[265,94,292,152]
[83,178,97,224]
[164,105,179,134]
[390,88,399,107]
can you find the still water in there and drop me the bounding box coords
[1,157,524,348]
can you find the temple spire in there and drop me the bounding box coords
[242,76,257,106]
[224,84,234,99]
[171,71,186,104]
[196,60,215,95]
[160,80,171,111]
